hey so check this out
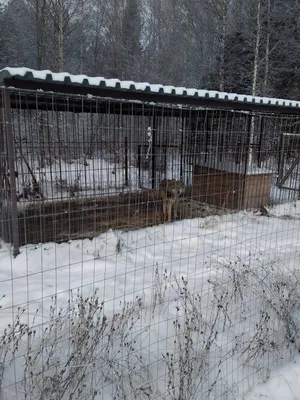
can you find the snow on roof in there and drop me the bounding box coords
[0,67,300,110]
[196,160,274,175]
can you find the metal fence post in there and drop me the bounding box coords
[242,113,253,210]
[0,90,5,241]
[124,136,129,186]
[4,88,20,257]
[151,111,157,189]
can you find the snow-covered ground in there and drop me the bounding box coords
[241,358,300,400]
[266,199,300,218]
[15,155,191,202]
[1,204,300,398]
[16,157,142,200]
[14,153,300,207]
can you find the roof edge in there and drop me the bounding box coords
[1,67,300,112]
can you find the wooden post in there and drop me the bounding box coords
[4,88,20,257]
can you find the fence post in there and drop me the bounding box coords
[151,112,157,189]
[124,136,129,186]
[242,113,253,210]
[257,116,264,168]
[0,91,4,241]
[4,88,20,257]
[137,145,141,188]
[180,116,184,180]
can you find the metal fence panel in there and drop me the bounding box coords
[1,87,300,399]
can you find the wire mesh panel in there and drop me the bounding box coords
[1,87,300,399]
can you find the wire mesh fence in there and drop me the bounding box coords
[1,87,300,399]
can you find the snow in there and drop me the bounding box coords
[196,159,274,175]
[241,359,300,399]
[1,208,300,398]
[174,86,186,95]
[14,155,188,203]
[30,157,141,200]
[10,149,299,214]
[186,88,199,96]
[283,132,300,137]
[265,200,300,218]
[4,67,50,80]
[2,67,300,109]
[147,83,163,92]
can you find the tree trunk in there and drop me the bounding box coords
[252,0,261,96]
[36,0,46,69]
[263,0,271,96]
[185,0,191,87]
[58,0,64,72]
[212,0,231,92]
[249,0,262,168]
[218,3,228,92]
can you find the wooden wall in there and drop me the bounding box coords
[8,190,162,245]
[192,165,271,210]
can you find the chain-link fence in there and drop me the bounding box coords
[1,86,300,399]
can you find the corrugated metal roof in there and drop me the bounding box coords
[1,67,300,110]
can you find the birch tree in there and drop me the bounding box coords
[252,0,261,96]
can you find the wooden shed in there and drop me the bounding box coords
[192,162,272,210]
